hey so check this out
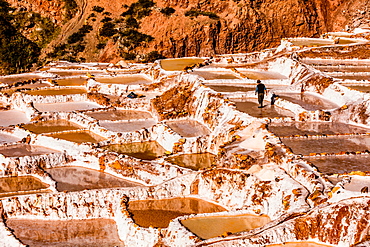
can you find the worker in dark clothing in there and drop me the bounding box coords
[255,80,267,108]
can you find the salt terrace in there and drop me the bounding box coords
[2,33,370,247]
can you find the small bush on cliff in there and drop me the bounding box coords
[67,24,93,44]
[100,22,117,37]
[185,9,219,20]
[12,12,58,48]
[63,0,78,21]
[88,13,96,19]
[142,51,165,63]
[0,0,41,74]
[101,17,112,23]
[118,29,154,49]
[96,42,106,49]
[121,52,137,60]
[160,7,175,17]
[92,6,105,13]
[121,0,155,19]
[124,16,139,29]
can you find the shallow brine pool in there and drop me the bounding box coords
[102,141,167,160]
[281,136,370,155]
[95,75,151,85]
[232,99,294,118]
[21,120,83,134]
[268,122,370,137]
[6,218,124,247]
[0,144,60,157]
[45,166,142,192]
[278,93,339,111]
[86,110,153,121]
[160,58,205,71]
[128,197,226,228]
[166,120,210,137]
[46,130,106,143]
[181,213,271,239]
[166,153,216,170]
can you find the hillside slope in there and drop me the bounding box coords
[2,0,370,69]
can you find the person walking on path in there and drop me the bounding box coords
[255,80,267,108]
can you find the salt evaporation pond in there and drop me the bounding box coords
[0,74,44,85]
[329,176,370,192]
[0,133,21,144]
[166,153,215,170]
[268,121,370,137]
[281,136,370,155]
[95,75,151,85]
[34,102,103,112]
[192,71,240,80]
[6,218,124,247]
[102,141,167,160]
[341,84,370,92]
[47,71,91,77]
[166,120,210,137]
[0,110,29,126]
[267,242,333,247]
[21,120,83,134]
[239,70,288,80]
[181,213,271,239]
[278,93,339,111]
[288,38,335,47]
[86,109,153,121]
[128,197,226,228]
[206,84,256,92]
[0,82,52,95]
[45,166,142,192]
[333,75,370,80]
[231,99,295,118]
[160,58,205,71]
[206,84,288,93]
[0,144,60,157]
[46,130,106,143]
[0,176,49,198]
[305,155,370,175]
[314,66,370,73]
[54,77,87,86]
[99,120,156,132]
[24,88,87,95]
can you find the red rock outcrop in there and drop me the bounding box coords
[5,0,370,61]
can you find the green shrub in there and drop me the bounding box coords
[160,7,175,17]
[0,0,41,74]
[63,0,78,21]
[143,51,165,62]
[125,16,139,29]
[101,17,112,23]
[100,22,116,37]
[92,6,104,13]
[96,42,106,49]
[88,13,96,19]
[72,43,85,53]
[185,9,219,20]
[12,12,57,47]
[121,52,137,60]
[121,0,155,19]
[67,24,93,44]
[118,29,153,49]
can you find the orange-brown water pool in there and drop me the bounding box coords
[128,197,226,228]
[102,141,166,160]
[21,120,83,134]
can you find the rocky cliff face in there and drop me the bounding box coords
[3,0,370,66]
